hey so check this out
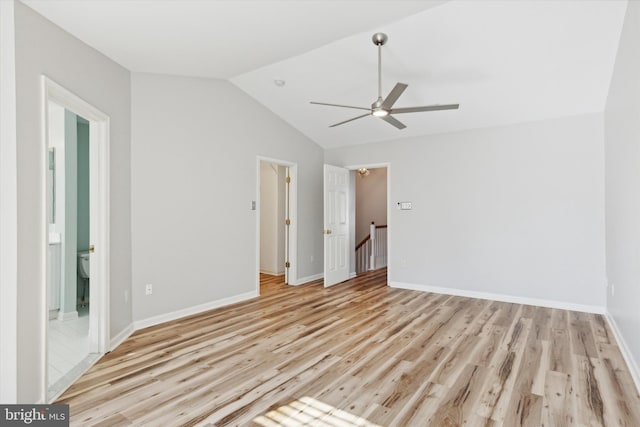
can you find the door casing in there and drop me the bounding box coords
[346,163,391,279]
[256,156,298,291]
[41,76,110,402]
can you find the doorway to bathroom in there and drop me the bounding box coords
[42,77,110,402]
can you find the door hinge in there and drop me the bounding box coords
[285,176,291,184]
[285,261,290,268]
[285,219,291,226]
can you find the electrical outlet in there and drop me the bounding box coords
[611,283,615,296]
[145,283,153,296]
[124,290,129,303]
[310,255,314,262]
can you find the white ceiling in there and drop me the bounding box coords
[23,0,627,149]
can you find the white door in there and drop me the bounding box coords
[324,165,350,287]
[88,121,99,353]
[284,167,290,284]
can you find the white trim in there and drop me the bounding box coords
[389,281,606,314]
[256,157,298,291]
[290,273,324,286]
[605,313,640,394]
[56,311,79,322]
[109,324,135,352]
[47,353,101,403]
[41,76,111,403]
[0,0,18,404]
[133,291,258,330]
[349,272,357,279]
[260,269,286,276]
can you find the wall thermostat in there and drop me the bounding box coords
[397,202,412,210]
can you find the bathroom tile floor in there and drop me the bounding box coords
[48,308,89,389]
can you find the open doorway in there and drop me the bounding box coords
[322,163,390,287]
[46,104,93,399]
[354,167,388,274]
[42,77,110,402]
[256,157,297,294]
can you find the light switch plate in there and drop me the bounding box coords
[398,202,412,210]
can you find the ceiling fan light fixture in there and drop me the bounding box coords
[372,109,389,117]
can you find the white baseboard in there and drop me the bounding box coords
[260,269,285,276]
[47,353,101,403]
[389,281,605,314]
[605,313,640,394]
[290,273,323,286]
[133,291,258,330]
[349,272,357,279]
[57,310,78,321]
[109,323,135,352]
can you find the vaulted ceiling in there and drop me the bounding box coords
[22,0,627,148]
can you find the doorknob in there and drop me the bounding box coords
[89,245,95,253]
[323,229,332,235]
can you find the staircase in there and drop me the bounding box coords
[355,223,387,274]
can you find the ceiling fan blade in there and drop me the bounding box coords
[381,83,408,109]
[310,102,371,111]
[380,115,406,130]
[329,113,370,128]
[391,104,459,114]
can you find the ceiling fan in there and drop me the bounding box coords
[310,33,459,129]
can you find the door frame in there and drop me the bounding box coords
[41,76,110,402]
[255,156,298,292]
[344,162,391,283]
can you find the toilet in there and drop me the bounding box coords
[77,251,90,279]
[77,251,90,308]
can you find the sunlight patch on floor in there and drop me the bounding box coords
[254,396,382,427]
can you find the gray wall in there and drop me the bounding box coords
[605,1,640,380]
[12,1,131,402]
[131,73,323,321]
[326,113,607,309]
[1,0,19,402]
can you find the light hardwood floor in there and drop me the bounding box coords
[58,269,640,426]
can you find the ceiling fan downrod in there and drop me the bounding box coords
[372,32,388,103]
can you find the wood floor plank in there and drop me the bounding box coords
[56,270,640,426]
[428,363,487,426]
[542,370,578,427]
[501,324,544,426]
[572,354,606,427]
